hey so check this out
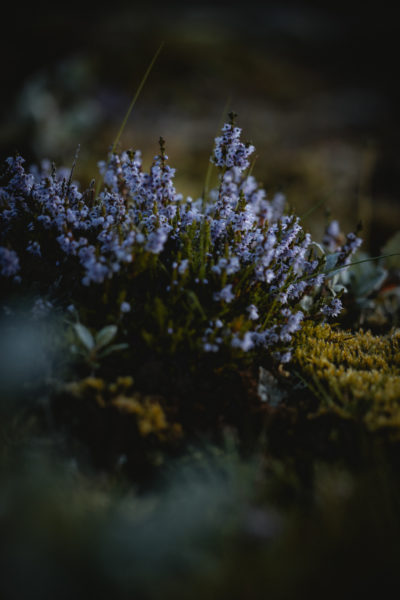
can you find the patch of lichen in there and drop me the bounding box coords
[294,322,400,433]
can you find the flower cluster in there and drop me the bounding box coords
[0,145,180,286]
[0,117,361,363]
[211,114,255,170]
[323,219,362,264]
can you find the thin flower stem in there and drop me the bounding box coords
[95,42,164,198]
[300,197,326,220]
[326,253,400,277]
[247,154,258,178]
[300,252,400,284]
[111,42,165,155]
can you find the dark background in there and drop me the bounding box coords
[2,0,400,251]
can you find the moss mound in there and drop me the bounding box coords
[294,322,400,433]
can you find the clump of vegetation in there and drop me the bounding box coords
[0,114,355,359]
[0,113,364,467]
[294,322,400,433]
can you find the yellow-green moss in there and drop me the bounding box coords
[294,323,400,432]
[62,376,182,440]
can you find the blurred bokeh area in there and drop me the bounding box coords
[2,1,400,250]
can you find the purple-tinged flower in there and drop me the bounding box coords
[232,331,255,352]
[5,156,34,195]
[145,228,168,254]
[323,220,343,252]
[338,232,362,265]
[120,302,131,313]
[273,350,292,364]
[321,297,343,318]
[27,240,41,256]
[203,342,219,352]
[214,284,235,303]
[211,121,255,172]
[247,304,259,320]
[252,326,279,348]
[178,259,189,275]
[279,311,304,343]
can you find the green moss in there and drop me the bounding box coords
[294,322,400,432]
[61,375,182,441]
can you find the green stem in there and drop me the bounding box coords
[300,197,326,220]
[326,253,400,278]
[95,42,164,198]
[298,252,400,284]
[111,42,165,155]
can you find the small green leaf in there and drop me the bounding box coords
[324,252,341,274]
[95,325,118,349]
[98,343,129,358]
[355,268,387,298]
[311,241,326,257]
[73,323,94,351]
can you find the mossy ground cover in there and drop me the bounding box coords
[294,323,400,430]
